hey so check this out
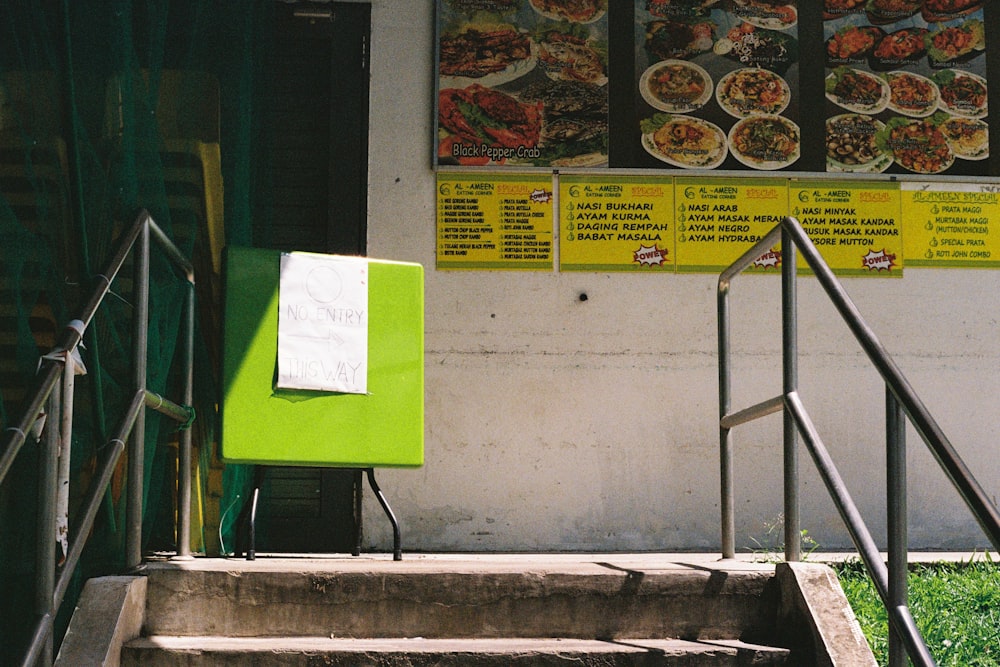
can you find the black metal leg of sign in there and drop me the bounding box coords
[352,469,363,556]
[366,468,402,561]
[233,466,266,561]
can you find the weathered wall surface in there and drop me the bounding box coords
[363,1,999,553]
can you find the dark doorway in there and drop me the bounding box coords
[251,1,370,553]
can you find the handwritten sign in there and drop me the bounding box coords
[277,252,369,394]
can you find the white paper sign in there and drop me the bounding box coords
[277,252,368,393]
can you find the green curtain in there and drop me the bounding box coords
[0,1,265,661]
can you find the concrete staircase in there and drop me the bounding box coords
[56,554,876,666]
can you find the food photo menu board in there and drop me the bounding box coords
[436,0,611,168]
[823,0,988,177]
[436,0,998,176]
[634,0,802,172]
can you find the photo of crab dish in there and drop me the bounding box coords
[826,25,884,64]
[885,71,940,118]
[537,30,607,86]
[439,24,536,87]
[825,67,890,114]
[438,84,543,165]
[940,116,988,160]
[640,59,712,113]
[728,114,800,170]
[934,69,987,119]
[882,117,955,174]
[529,0,607,23]
[716,67,789,118]
[640,113,728,169]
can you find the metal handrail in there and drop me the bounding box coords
[718,216,1000,667]
[0,210,196,667]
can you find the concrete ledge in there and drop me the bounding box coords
[55,575,147,667]
[775,562,876,667]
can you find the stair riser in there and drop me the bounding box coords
[121,647,785,667]
[143,570,777,640]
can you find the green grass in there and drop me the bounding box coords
[834,557,1000,666]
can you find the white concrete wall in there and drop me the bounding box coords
[362,0,1000,553]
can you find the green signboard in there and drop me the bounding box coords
[221,246,424,468]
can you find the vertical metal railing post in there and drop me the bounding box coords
[126,216,150,570]
[781,224,800,561]
[175,280,195,559]
[35,389,60,666]
[887,387,908,667]
[718,281,735,560]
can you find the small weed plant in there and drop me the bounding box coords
[747,514,819,562]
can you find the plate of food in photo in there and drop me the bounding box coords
[728,114,800,170]
[926,19,985,66]
[940,116,988,160]
[869,28,927,71]
[529,0,607,24]
[717,23,797,75]
[640,113,728,169]
[537,29,607,86]
[934,69,987,118]
[825,67,890,114]
[728,0,797,31]
[640,59,713,113]
[645,0,722,19]
[439,24,536,88]
[826,25,884,65]
[438,84,542,165]
[885,71,940,118]
[879,117,955,174]
[826,113,891,173]
[824,0,866,19]
[716,67,789,118]
[519,79,608,167]
[922,0,984,23]
[865,0,921,25]
[644,18,717,61]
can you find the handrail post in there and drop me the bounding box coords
[781,223,800,562]
[175,280,195,559]
[887,387,908,667]
[35,389,60,666]
[126,215,150,570]
[718,281,735,560]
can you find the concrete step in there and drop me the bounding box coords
[121,636,791,666]
[137,555,780,640]
[56,554,877,666]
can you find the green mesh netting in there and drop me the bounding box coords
[0,2,267,661]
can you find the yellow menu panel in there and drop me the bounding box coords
[901,182,1000,268]
[437,172,554,270]
[559,175,674,272]
[789,181,902,276]
[674,178,786,273]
